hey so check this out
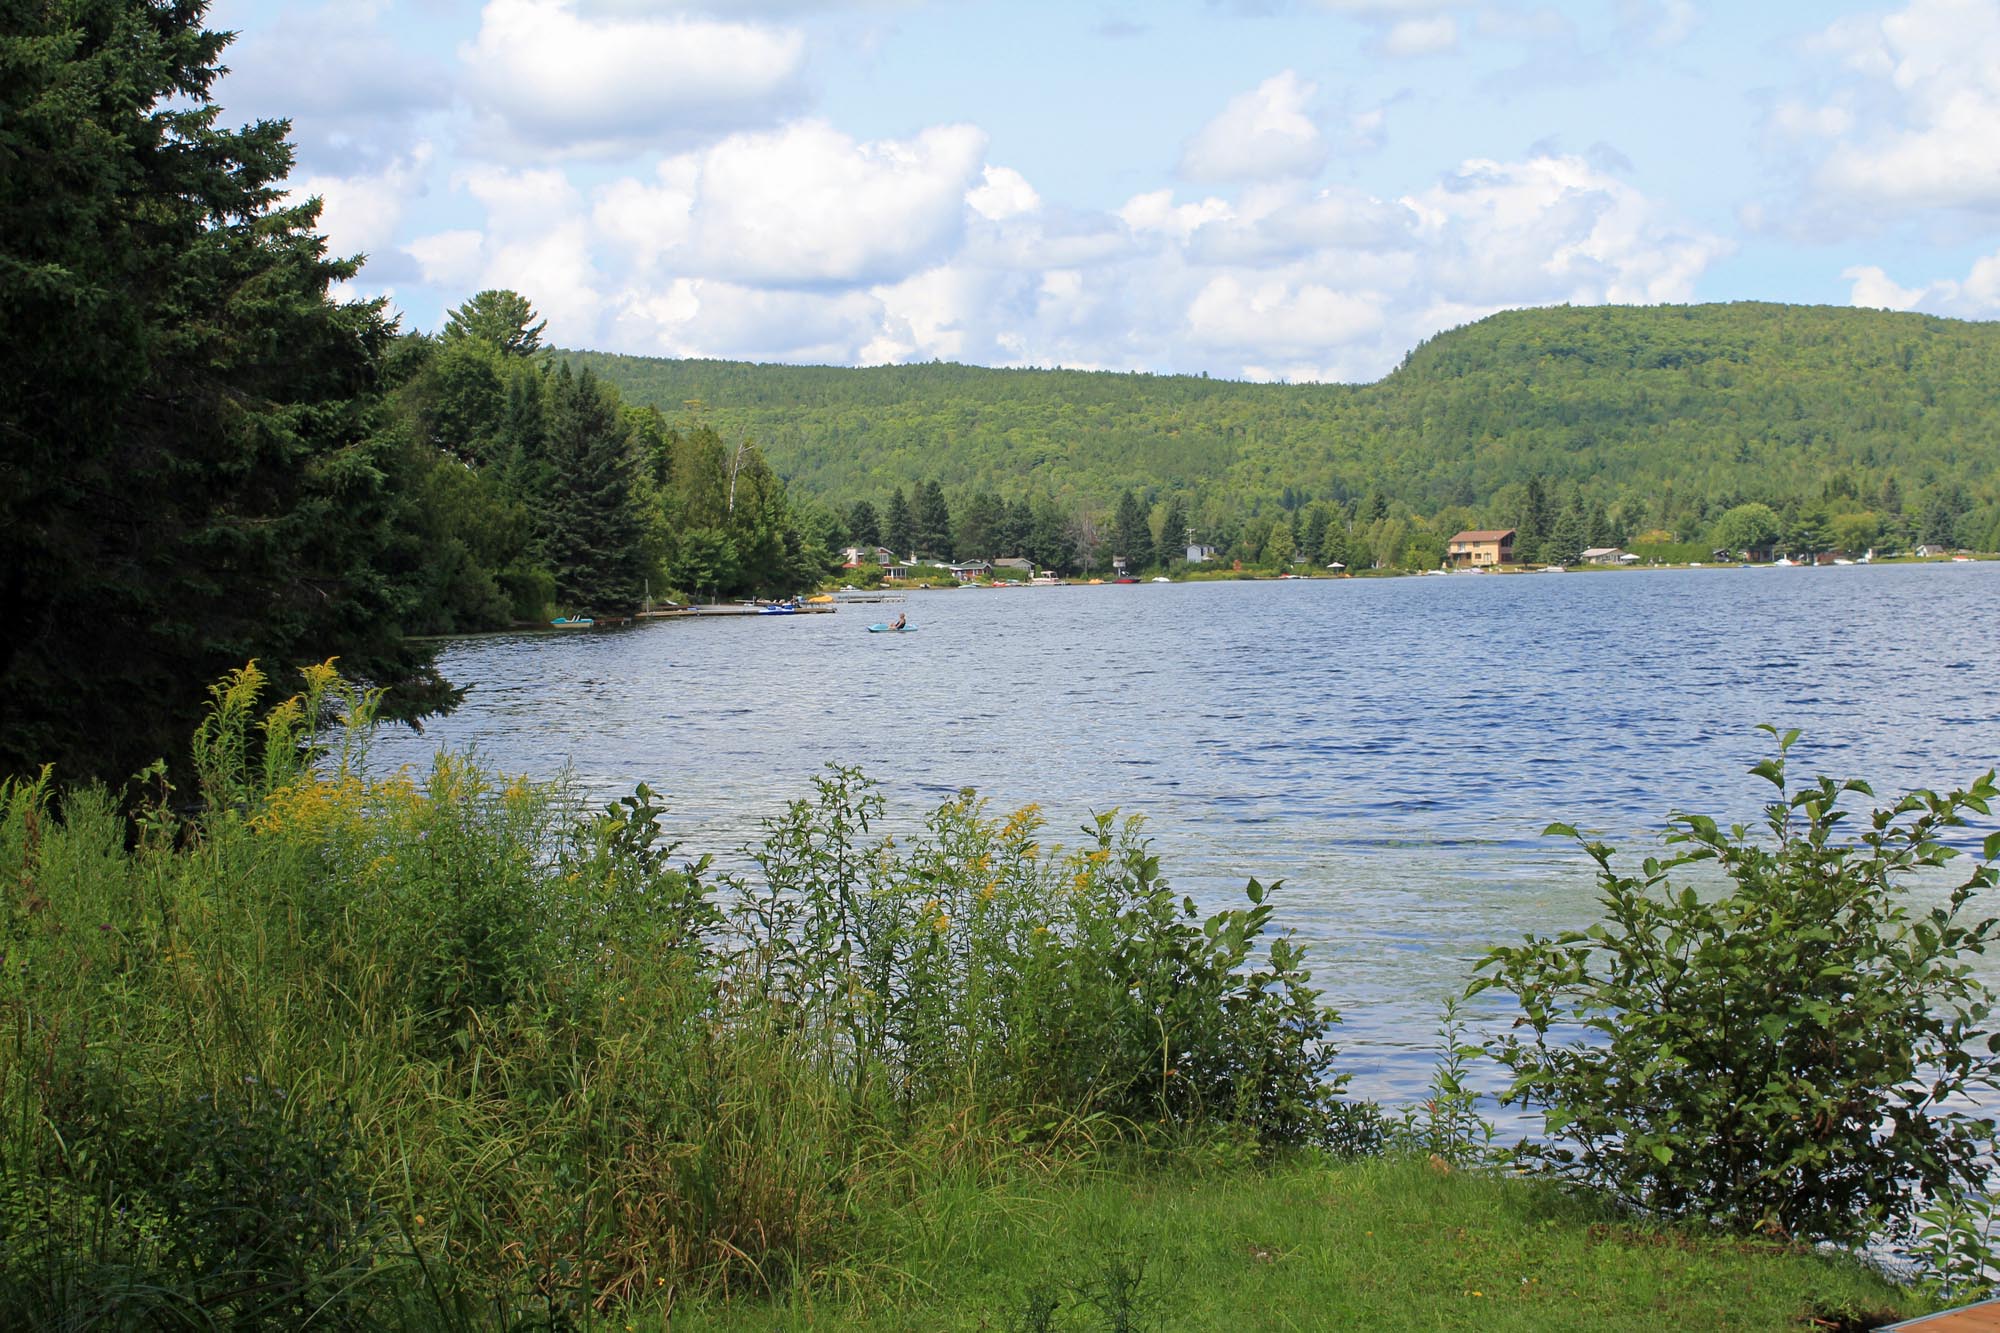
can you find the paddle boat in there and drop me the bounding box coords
[868,623,917,633]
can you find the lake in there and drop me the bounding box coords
[372,563,2000,1113]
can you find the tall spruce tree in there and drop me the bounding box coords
[884,487,914,557]
[1113,490,1154,570]
[846,499,881,549]
[0,0,439,783]
[1158,495,1191,565]
[540,365,646,611]
[913,479,953,560]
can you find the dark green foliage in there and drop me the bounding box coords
[0,0,441,784]
[912,478,953,560]
[539,363,647,612]
[1474,729,2000,1244]
[884,486,914,556]
[1113,490,1154,571]
[442,288,546,358]
[1157,496,1191,565]
[847,498,881,549]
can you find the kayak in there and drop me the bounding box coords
[868,624,916,633]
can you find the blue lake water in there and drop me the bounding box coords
[372,563,2000,1113]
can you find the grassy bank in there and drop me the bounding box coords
[0,664,1970,1329]
[671,1156,1917,1331]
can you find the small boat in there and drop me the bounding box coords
[758,603,800,615]
[550,616,594,627]
[1150,576,1170,583]
[867,623,917,633]
[1028,574,1066,586]
[1114,576,1140,584]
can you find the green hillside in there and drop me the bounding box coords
[566,302,2000,546]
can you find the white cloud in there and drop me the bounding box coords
[287,144,435,258]
[967,166,1041,222]
[1795,0,2000,211]
[1120,189,1234,239]
[684,120,987,284]
[460,0,805,153]
[1845,250,2000,314]
[406,230,488,292]
[1402,154,1729,305]
[1179,72,1327,183]
[1185,275,1385,354]
[1382,16,1458,56]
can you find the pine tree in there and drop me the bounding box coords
[442,289,547,356]
[885,487,914,557]
[847,499,881,549]
[1113,490,1154,571]
[913,480,953,560]
[540,365,645,611]
[0,0,436,782]
[1158,495,1191,565]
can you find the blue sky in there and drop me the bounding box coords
[208,0,2000,381]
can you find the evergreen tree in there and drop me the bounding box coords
[1113,490,1154,570]
[885,487,914,556]
[0,0,437,783]
[846,499,881,549]
[443,289,546,357]
[540,365,645,611]
[1001,497,1035,556]
[1302,504,1331,566]
[913,479,953,560]
[1546,488,1590,565]
[1158,495,1191,565]
[1515,476,1553,563]
[1028,499,1073,572]
[956,490,1004,561]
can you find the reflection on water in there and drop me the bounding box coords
[371,564,2000,1114]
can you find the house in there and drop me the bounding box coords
[1185,543,1218,564]
[1111,555,1128,575]
[1581,547,1637,565]
[841,544,898,568]
[1916,543,1954,558]
[1447,529,1516,567]
[992,556,1033,572]
[882,563,910,582]
[946,560,992,583]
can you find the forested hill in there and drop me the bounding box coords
[564,302,2000,525]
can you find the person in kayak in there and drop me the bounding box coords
[891,611,907,630]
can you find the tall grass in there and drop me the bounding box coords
[0,662,1347,1326]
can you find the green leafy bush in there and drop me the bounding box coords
[726,769,1348,1146]
[1474,727,2000,1243]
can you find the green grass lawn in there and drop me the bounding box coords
[666,1156,1921,1332]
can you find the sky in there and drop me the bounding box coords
[207,0,2000,383]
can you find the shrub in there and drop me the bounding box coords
[1473,727,2000,1244]
[725,770,1348,1146]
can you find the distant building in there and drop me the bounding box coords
[946,560,992,583]
[882,563,910,582]
[1581,547,1637,565]
[1447,529,1516,567]
[1185,543,1218,563]
[1917,543,1954,558]
[993,556,1034,572]
[841,544,899,568]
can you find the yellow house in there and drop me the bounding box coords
[1447,528,1516,567]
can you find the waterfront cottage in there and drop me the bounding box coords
[1186,543,1218,563]
[947,561,993,583]
[1447,528,1516,567]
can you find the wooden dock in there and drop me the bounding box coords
[1881,1297,2000,1330]
[636,603,835,618]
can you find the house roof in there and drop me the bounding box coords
[1449,529,1517,543]
[1581,547,1622,558]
